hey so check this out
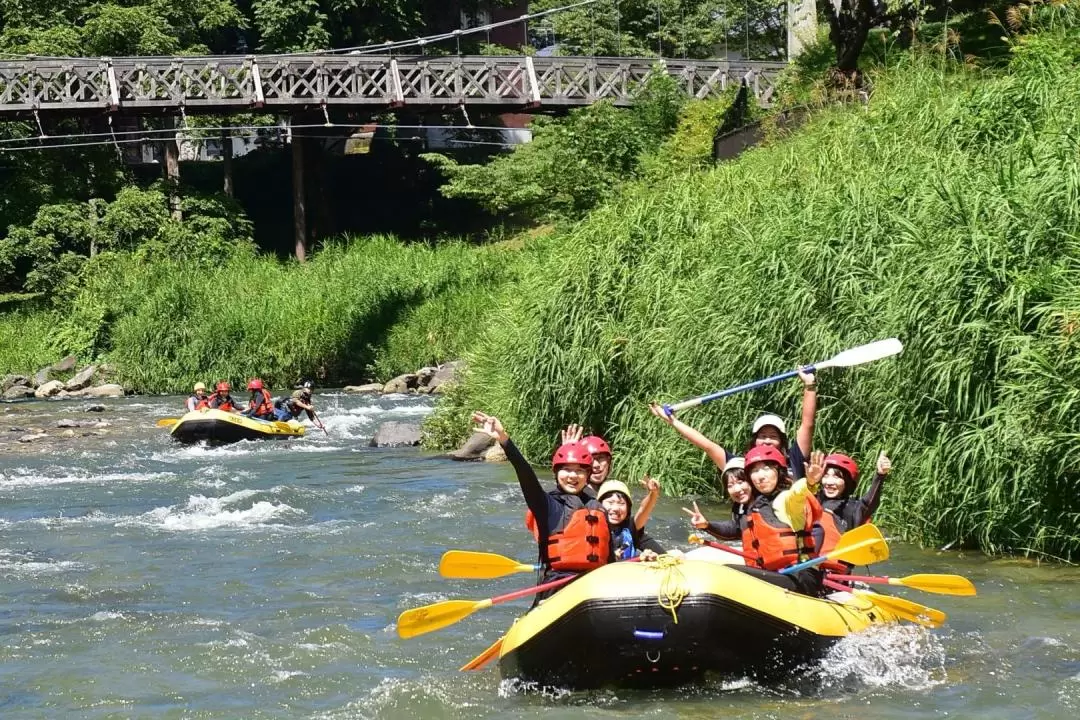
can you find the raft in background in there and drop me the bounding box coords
[497,556,898,689]
[168,409,305,444]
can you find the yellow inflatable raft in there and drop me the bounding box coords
[169,409,305,445]
[497,554,897,688]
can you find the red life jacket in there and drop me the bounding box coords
[248,389,274,417]
[526,506,610,572]
[814,504,854,574]
[741,496,818,572]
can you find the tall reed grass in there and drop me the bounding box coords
[0,235,521,393]
[428,15,1080,560]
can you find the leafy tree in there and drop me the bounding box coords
[423,73,685,221]
[527,0,785,59]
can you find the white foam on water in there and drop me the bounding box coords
[0,550,85,578]
[815,622,948,690]
[269,670,307,682]
[346,485,365,494]
[90,611,127,622]
[0,467,176,490]
[411,489,469,519]
[497,677,573,700]
[345,676,482,719]
[119,494,304,532]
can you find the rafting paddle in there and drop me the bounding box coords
[823,578,947,628]
[780,523,889,575]
[396,574,576,639]
[827,572,976,597]
[663,338,904,415]
[156,418,180,427]
[439,550,539,579]
[687,534,752,559]
[460,636,504,671]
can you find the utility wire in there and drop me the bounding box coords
[0,122,520,147]
[0,123,527,153]
[0,0,604,63]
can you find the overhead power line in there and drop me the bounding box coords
[0,122,527,153]
[0,0,604,62]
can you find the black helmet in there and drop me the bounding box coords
[301,379,314,390]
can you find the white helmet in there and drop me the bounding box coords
[751,414,787,436]
[723,457,745,473]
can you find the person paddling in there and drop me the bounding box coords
[474,411,610,603]
[186,382,209,412]
[242,378,275,420]
[272,381,324,431]
[596,479,665,561]
[207,381,241,412]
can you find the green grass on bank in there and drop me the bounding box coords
[0,235,533,392]
[427,12,1080,561]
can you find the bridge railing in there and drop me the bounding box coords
[0,55,786,116]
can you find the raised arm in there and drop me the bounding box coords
[649,403,728,470]
[795,370,818,457]
[859,452,891,523]
[472,411,549,525]
[633,475,661,530]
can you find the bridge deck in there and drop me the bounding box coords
[0,54,784,117]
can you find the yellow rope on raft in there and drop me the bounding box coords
[647,554,688,624]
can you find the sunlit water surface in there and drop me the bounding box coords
[1,393,1076,718]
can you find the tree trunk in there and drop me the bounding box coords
[825,0,882,80]
[163,117,182,221]
[292,130,307,263]
[221,128,234,198]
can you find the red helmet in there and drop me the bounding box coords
[824,453,859,482]
[581,435,611,457]
[551,441,593,470]
[247,378,264,391]
[215,381,230,393]
[745,444,788,470]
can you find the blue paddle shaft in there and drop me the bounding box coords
[665,365,814,415]
[778,554,827,575]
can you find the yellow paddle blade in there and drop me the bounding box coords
[460,636,504,671]
[156,418,180,427]
[893,574,976,596]
[854,590,947,628]
[829,523,890,566]
[396,598,493,639]
[439,550,535,579]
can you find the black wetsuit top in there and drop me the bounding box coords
[811,471,888,549]
[503,439,606,600]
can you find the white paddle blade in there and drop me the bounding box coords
[816,338,903,370]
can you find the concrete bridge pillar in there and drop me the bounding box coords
[787,0,818,59]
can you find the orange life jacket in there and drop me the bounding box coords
[209,393,236,412]
[526,506,610,572]
[741,496,818,572]
[814,507,852,574]
[248,388,274,417]
[187,395,209,412]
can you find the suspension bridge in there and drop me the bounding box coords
[0,54,784,118]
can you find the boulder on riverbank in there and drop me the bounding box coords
[444,431,496,461]
[345,361,463,398]
[370,421,422,447]
[1,359,131,402]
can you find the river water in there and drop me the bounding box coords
[1,392,1076,718]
